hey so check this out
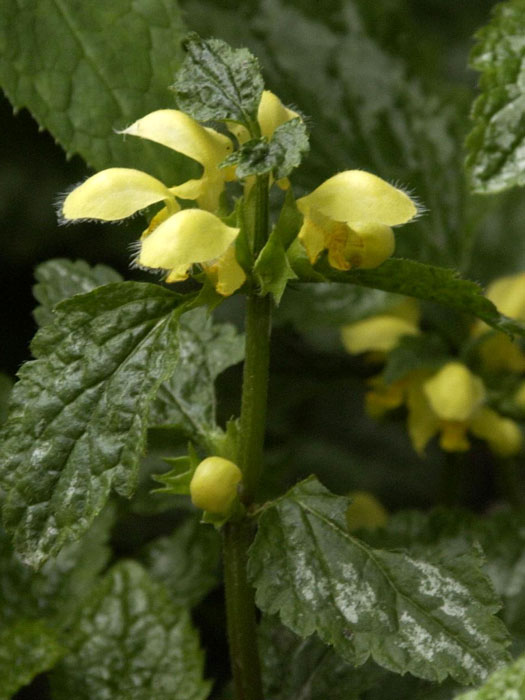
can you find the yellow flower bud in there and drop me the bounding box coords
[346,491,388,532]
[190,457,242,515]
[423,363,485,422]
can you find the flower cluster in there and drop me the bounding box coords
[61,91,419,296]
[342,293,523,457]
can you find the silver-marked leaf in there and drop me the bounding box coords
[173,32,264,130]
[50,561,210,700]
[33,258,123,327]
[455,653,525,700]
[466,0,525,193]
[150,307,244,443]
[248,477,510,685]
[0,507,113,628]
[140,517,221,607]
[0,282,182,567]
[0,620,66,700]
[0,0,192,181]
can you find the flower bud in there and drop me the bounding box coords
[190,457,242,515]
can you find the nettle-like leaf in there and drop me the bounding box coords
[455,653,525,700]
[0,620,66,700]
[139,516,221,607]
[260,615,382,700]
[33,259,123,327]
[0,508,113,628]
[466,0,525,193]
[0,0,192,182]
[221,118,309,179]
[0,373,13,426]
[0,282,182,567]
[149,307,244,443]
[173,32,264,131]
[314,258,525,338]
[248,477,510,685]
[49,560,210,700]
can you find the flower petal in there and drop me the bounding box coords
[257,90,299,139]
[122,110,232,168]
[407,381,439,455]
[62,168,172,221]
[486,272,525,320]
[345,223,395,269]
[297,170,417,226]
[138,209,240,274]
[204,245,246,296]
[342,315,419,354]
[423,363,485,422]
[471,407,523,457]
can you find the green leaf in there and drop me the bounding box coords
[466,0,525,193]
[140,517,221,607]
[260,615,382,700]
[382,334,450,385]
[150,307,244,444]
[0,373,13,426]
[0,507,113,628]
[221,118,309,179]
[173,32,264,131]
[455,653,525,700]
[0,0,192,181]
[0,282,182,567]
[253,189,302,303]
[50,560,210,700]
[248,476,510,685]
[33,258,123,327]
[311,258,525,338]
[0,620,66,700]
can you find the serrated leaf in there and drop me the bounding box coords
[0,507,113,628]
[0,0,193,181]
[248,476,510,685]
[466,0,525,193]
[0,282,182,567]
[150,307,244,444]
[382,334,450,385]
[140,517,221,607]
[260,615,381,700]
[0,620,66,700]
[313,258,525,338]
[221,118,309,179]
[173,32,264,131]
[49,560,210,700]
[455,653,525,700]
[33,258,123,327]
[0,373,13,426]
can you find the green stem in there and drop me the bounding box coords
[222,174,271,700]
[223,520,263,700]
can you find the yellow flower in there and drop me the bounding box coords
[346,491,388,532]
[228,90,299,144]
[296,171,418,271]
[407,362,522,456]
[474,272,525,373]
[61,110,247,295]
[341,298,420,357]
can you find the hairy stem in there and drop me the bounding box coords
[222,174,271,700]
